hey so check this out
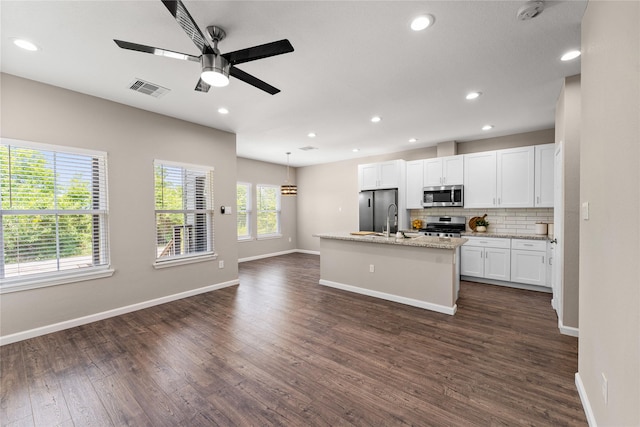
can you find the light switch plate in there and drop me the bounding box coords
[582,202,589,220]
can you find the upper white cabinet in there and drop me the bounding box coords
[406,160,425,209]
[464,146,534,208]
[424,155,464,186]
[359,160,405,190]
[463,151,497,208]
[497,146,535,208]
[535,143,555,207]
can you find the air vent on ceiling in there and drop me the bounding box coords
[128,79,170,98]
[298,146,319,151]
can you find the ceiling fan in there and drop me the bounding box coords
[114,0,294,95]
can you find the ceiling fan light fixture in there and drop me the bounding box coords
[411,15,435,31]
[201,54,230,87]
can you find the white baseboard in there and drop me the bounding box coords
[239,249,319,263]
[238,250,296,263]
[575,372,597,426]
[0,279,239,346]
[559,320,579,337]
[319,279,457,316]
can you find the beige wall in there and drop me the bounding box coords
[579,2,639,425]
[555,75,581,329]
[1,74,239,338]
[297,129,554,253]
[236,157,297,260]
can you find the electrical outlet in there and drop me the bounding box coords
[288,237,292,243]
[601,373,608,405]
[369,264,375,273]
[582,202,590,220]
[219,260,224,269]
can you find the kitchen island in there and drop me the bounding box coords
[314,232,468,315]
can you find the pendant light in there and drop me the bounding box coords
[281,152,297,196]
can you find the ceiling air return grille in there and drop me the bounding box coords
[298,146,318,151]
[128,79,170,98]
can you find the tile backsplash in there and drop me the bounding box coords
[410,208,554,235]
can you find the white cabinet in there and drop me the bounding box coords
[546,240,555,287]
[424,155,464,186]
[359,160,404,190]
[497,146,535,208]
[535,143,555,207]
[460,237,511,281]
[464,147,534,208]
[463,151,497,208]
[406,160,425,209]
[510,239,548,287]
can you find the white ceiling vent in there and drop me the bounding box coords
[298,146,318,151]
[517,1,545,20]
[128,79,170,98]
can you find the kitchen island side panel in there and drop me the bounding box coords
[319,238,457,310]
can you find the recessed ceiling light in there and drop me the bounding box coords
[12,38,39,51]
[371,116,382,123]
[466,91,482,100]
[409,138,418,143]
[561,50,581,61]
[307,132,316,138]
[352,148,360,152]
[217,107,229,114]
[482,125,494,131]
[410,15,435,31]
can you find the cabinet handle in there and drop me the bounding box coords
[443,176,446,184]
[549,257,553,265]
[537,196,540,204]
[493,198,496,205]
[524,243,533,247]
[498,197,501,205]
[541,256,545,264]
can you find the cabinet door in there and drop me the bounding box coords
[484,247,511,281]
[464,152,497,208]
[460,246,484,277]
[535,144,555,207]
[379,161,400,188]
[497,146,534,208]
[423,158,443,186]
[511,249,546,286]
[360,163,379,190]
[546,242,554,288]
[406,160,425,209]
[443,156,464,185]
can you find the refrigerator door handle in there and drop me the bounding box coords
[368,198,371,208]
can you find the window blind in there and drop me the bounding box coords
[0,140,110,284]
[154,160,215,262]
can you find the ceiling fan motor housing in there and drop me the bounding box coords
[201,53,230,86]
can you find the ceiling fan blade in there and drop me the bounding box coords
[114,40,200,62]
[222,39,294,65]
[230,67,280,95]
[194,78,211,93]
[161,0,212,54]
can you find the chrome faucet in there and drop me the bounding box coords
[385,203,398,237]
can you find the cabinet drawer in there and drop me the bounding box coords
[511,239,547,251]
[464,237,511,249]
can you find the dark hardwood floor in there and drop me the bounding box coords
[1,253,586,426]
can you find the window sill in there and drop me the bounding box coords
[238,237,255,242]
[153,253,218,269]
[0,268,115,294]
[257,234,283,241]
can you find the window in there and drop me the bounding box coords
[0,139,111,291]
[237,182,251,240]
[154,160,215,266]
[256,184,281,238]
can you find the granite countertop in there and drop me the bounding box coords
[461,232,552,241]
[314,232,468,250]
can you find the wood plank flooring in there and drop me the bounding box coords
[1,253,586,426]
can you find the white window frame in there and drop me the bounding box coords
[0,138,113,294]
[256,184,281,239]
[153,160,216,268]
[237,182,252,241]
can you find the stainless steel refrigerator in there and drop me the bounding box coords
[359,189,398,233]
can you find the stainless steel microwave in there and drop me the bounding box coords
[422,185,464,207]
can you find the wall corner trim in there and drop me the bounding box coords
[0,279,240,346]
[575,372,597,426]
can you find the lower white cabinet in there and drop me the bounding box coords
[510,239,548,287]
[460,237,511,281]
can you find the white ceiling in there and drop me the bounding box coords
[0,1,586,167]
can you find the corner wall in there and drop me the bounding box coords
[578,2,639,425]
[1,74,239,339]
